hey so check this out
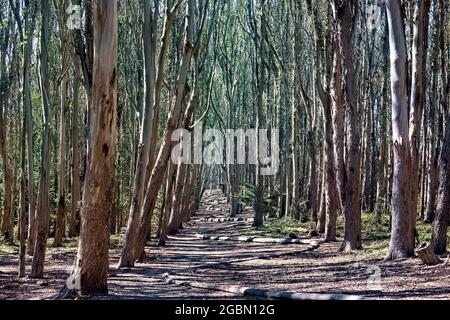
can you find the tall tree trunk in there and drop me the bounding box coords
[54,54,69,247]
[0,8,13,244]
[167,61,199,235]
[69,56,81,237]
[146,0,182,179]
[323,92,338,242]
[125,0,196,265]
[31,0,51,278]
[424,69,438,222]
[24,8,37,254]
[70,0,118,294]
[409,0,430,238]
[19,67,27,276]
[119,0,155,268]
[431,0,450,254]
[119,0,182,266]
[290,81,300,220]
[252,0,266,227]
[376,18,389,223]
[330,21,345,241]
[385,0,414,260]
[431,115,450,254]
[376,106,388,221]
[331,0,362,252]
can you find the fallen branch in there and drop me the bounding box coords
[161,273,364,300]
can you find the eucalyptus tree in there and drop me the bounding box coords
[120,0,203,266]
[53,0,71,247]
[119,0,157,268]
[31,0,51,278]
[249,0,266,227]
[385,0,414,260]
[431,0,450,255]
[409,0,430,236]
[217,2,243,217]
[330,0,362,252]
[71,0,118,294]
[0,0,14,243]
[119,0,183,267]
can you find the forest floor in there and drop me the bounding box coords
[0,190,449,300]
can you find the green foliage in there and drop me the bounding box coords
[239,210,450,258]
[239,182,256,206]
[241,217,309,238]
[0,243,19,254]
[239,182,279,215]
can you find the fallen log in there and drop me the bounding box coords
[253,237,289,244]
[234,236,254,242]
[161,273,363,300]
[194,233,320,247]
[198,217,253,223]
[195,233,211,240]
[416,243,442,265]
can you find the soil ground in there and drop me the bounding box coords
[0,190,449,300]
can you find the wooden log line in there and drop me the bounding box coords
[197,217,253,223]
[170,241,321,273]
[195,233,320,247]
[161,273,364,300]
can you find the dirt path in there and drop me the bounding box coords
[1,190,449,300]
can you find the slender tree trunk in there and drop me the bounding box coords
[409,0,430,238]
[167,146,189,235]
[69,57,81,237]
[119,0,155,268]
[19,72,27,276]
[0,12,12,244]
[324,93,337,242]
[167,62,198,235]
[0,151,13,243]
[290,82,300,220]
[146,0,182,179]
[376,19,389,223]
[24,9,36,255]
[54,58,69,247]
[18,172,26,277]
[330,24,345,240]
[253,0,266,227]
[317,168,326,233]
[159,165,176,245]
[424,70,438,222]
[127,0,196,265]
[31,0,51,278]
